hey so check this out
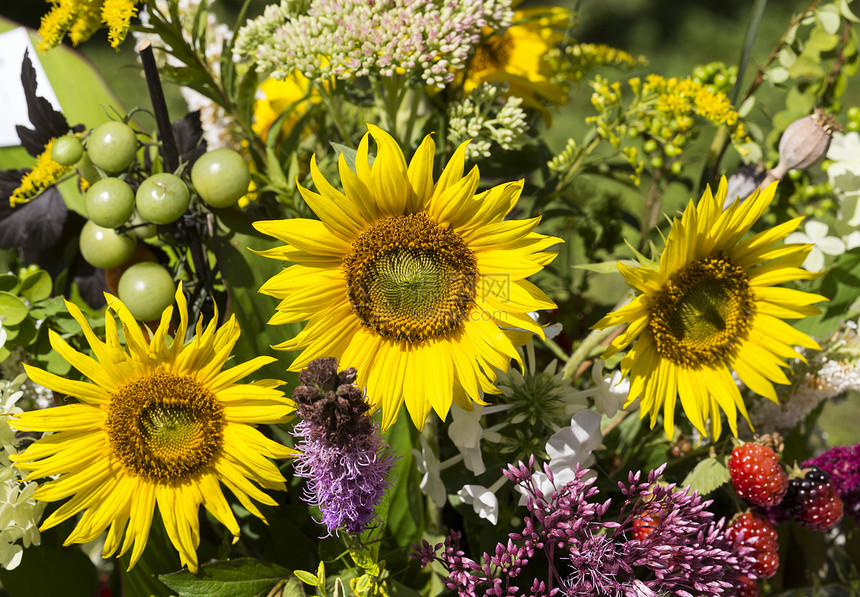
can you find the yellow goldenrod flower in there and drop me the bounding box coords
[594,179,824,439]
[10,285,298,573]
[37,0,139,50]
[254,125,561,430]
[10,139,73,207]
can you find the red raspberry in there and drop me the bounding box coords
[783,467,844,531]
[727,512,780,579]
[728,443,788,507]
[735,575,760,597]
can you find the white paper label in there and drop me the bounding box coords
[0,27,63,147]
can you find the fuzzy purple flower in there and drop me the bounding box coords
[291,357,396,534]
[412,458,756,597]
[804,442,860,521]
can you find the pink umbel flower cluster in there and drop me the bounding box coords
[236,0,513,87]
[413,460,757,597]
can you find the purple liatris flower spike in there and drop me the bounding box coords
[291,357,396,534]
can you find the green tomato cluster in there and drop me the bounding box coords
[72,119,251,321]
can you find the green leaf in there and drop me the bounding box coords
[208,209,299,381]
[766,66,790,84]
[0,274,20,294]
[573,259,636,274]
[383,413,423,548]
[0,541,98,597]
[682,456,730,495]
[840,0,860,22]
[795,247,860,337]
[0,292,29,326]
[294,569,320,587]
[20,270,52,303]
[160,559,291,597]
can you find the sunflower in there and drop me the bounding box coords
[254,125,560,430]
[465,7,572,111]
[252,72,321,142]
[594,179,824,439]
[9,286,298,572]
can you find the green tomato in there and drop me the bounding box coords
[191,148,251,208]
[136,173,190,225]
[79,221,136,269]
[128,212,158,239]
[86,177,135,228]
[51,135,84,166]
[87,121,138,174]
[117,262,176,321]
[76,153,103,185]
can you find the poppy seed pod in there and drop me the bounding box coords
[769,108,838,181]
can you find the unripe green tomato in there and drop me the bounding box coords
[87,121,138,174]
[76,153,103,185]
[191,148,251,208]
[128,212,158,239]
[136,173,190,225]
[117,262,176,321]
[86,177,135,228]
[51,135,83,166]
[79,221,136,269]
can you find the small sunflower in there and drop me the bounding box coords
[254,125,560,430]
[10,286,298,572]
[594,179,824,439]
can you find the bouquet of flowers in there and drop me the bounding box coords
[0,0,857,595]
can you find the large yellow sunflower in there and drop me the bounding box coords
[9,286,298,573]
[594,179,824,439]
[254,125,560,430]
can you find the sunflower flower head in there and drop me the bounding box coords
[255,125,561,430]
[594,179,825,440]
[466,7,573,112]
[291,357,395,534]
[9,285,299,573]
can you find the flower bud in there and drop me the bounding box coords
[769,109,838,181]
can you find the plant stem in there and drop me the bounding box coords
[315,83,352,144]
[561,325,617,381]
[138,40,179,172]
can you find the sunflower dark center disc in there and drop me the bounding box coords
[343,212,478,343]
[472,31,513,72]
[107,370,225,481]
[648,252,754,367]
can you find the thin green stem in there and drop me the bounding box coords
[315,83,352,144]
[561,325,617,381]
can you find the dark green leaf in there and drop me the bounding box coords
[0,543,98,597]
[682,455,730,495]
[160,558,291,597]
[0,274,20,293]
[208,209,299,381]
[383,413,423,547]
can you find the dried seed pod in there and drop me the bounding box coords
[769,108,838,181]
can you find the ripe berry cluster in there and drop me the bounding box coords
[728,443,844,532]
[726,442,846,594]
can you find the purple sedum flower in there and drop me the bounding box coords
[292,357,396,534]
[412,458,756,597]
